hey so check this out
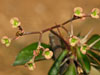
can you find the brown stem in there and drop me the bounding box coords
[38,32,43,46]
[56,24,62,37]
[50,30,70,50]
[14,15,90,47]
[23,31,40,35]
[61,26,69,34]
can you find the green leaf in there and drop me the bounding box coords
[87,50,100,70]
[87,50,100,64]
[64,61,77,75]
[77,48,91,73]
[87,34,100,50]
[48,50,68,75]
[13,42,50,66]
[87,34,100,71]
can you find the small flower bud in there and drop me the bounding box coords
[27,63,36,71]
[80,45,89,54]
[77,66,83,74]
[43,48,53,60]
[1,36,11,47]
[33,50,39,57]
[16,31,23,36]
[10,17,21,28]
[25,59,36,71]
[74,7,84,17]
[69,36,79,46]
[91,8,100,18]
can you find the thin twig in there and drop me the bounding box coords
[61,26,69,34]
[38,32,43,46]
[14,15,90,48]
[70,22,74,37]
[56,23,62,37]
[50,30,70,50]
[23,31,40,35]
[60,57,70,67]
[55,23,66,43]
[22,16,90,36]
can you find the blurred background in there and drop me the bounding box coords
[0,0,100,75]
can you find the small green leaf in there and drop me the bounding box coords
[77,48,91,73]
[13,42,50,66]
[87,34,100,50]
[48,50,68,75]
[64,61,77,75]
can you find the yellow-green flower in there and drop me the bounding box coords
[80,45,88,54]
[74,7,84,17]
[25,59,36,71]
[27,63,36,71]
[10,17,21,28]
[91,8,100,18]
[43,48,53,60]
[1,36,11,47]
[69,36,79,46]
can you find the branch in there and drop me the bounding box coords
[13,15,90,46]
[22,16,90,36]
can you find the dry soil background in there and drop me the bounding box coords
[0,0,100,75]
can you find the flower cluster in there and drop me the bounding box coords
[74,7,100,19]
[34,45,53,60]
[25,45,53,71]
[1,17,22,47]
[69,7,100,54]
[69,25,100,54]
